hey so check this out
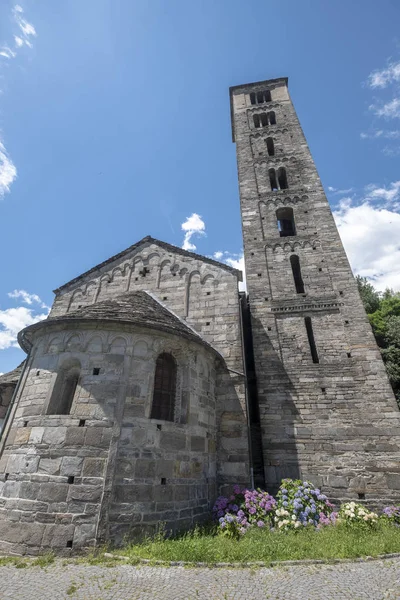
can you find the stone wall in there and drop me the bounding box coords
[0,322,224,554]
[49,239,250,491]
[230,77,400,503]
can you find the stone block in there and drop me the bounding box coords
[42,427,67,445]
[135,459,156,478]
[114,484,153,503]
[160,431,186,451]
[67,484,103,502]
[14,428,31,445]
[60,457,84,477]
[39,458,62,476]
[190,436,205,452]
[42,524,75,548]
[38,482,69,503]
[82,458,105,478]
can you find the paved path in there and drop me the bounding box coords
[0,558,399,599]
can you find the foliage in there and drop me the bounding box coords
[357,277,400,407]
[356,276,381,314]
[338,502,378,527]
[116,521,400,564]
[275,479,336,530]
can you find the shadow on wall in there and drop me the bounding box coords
[251,315,300,495]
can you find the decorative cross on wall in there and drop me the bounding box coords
[139,267,150,277]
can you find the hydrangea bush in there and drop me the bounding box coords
[274,479,336,530]
[338,502,378,527]
[382,506,400,524]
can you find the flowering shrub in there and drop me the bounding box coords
[382,506,400,525]
[338,502,378,527]
[213,486,275,537]
[274,479,336,530]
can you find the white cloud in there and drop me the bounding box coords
[181,213,206,251]
[12,5,36,49]
[213,251,223,260]
[8,289,49,309]
[370,98,400,119]
[0,306,47,350]
[364,180,400,206]
[333,188,400,291]
[360,130,400,140]
[0,141,17,198]
[367,60,400,89]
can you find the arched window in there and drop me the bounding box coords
[277,167,288,189]
[266,137,274,156]
[260,113,268,127]
[276,207,296,237]
[47,359,81,415]
[250,92,256,105]
[253,114,261,128]
[290,255,305,294]
[150,353,176,421]
[269,168,278,191]
[268,111,276,125]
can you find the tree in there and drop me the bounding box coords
[357,277,400,408]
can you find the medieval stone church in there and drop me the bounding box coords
[0,77,400,555]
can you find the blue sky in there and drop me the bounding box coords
[1,0,400,373]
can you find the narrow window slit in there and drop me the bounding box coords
[305,317,319,363]
[290,255,305,294]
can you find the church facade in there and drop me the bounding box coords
[0,77,399,555]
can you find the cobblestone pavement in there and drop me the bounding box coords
[0,558,399,599]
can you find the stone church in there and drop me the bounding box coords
[0,77,400,555]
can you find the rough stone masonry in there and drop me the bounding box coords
[0,76,398,555]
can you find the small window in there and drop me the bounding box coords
[276,207,296,237]
[266,137,274,156]
[253,114,261,128]
[277,167,288,190]
[250,92,256,105]
[268,111,276,125]
[150,353,176,422]
[47,359,81,415]
[269,168,279,191]
[305,317,319,364]
[290,255,305,294]
[260,113,268,127]
[258,90,271,103]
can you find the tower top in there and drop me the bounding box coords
[229,76,288,142]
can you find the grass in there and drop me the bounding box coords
[114,522,400,565]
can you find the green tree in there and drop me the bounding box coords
[357,277,400,408]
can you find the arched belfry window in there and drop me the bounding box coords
[150,353,176,421]
[290,255,305,293]
[277,167,288,190]
[266,137,274,156]
[268,111,276,125]
[253,114,261,128]
[47,358,81,415]
[276,207,296,237]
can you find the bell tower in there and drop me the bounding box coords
[230,77,400,502]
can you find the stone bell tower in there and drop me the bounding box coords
[230,77,400,503]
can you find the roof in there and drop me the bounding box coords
[0,361,25,387]
[229,77,288,142]
[54,235,242,294]
[18,291,221,358]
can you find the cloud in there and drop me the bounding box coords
[333,185,400,291]
[327,187,354,196]
[181,213,206,251]
[12,5,36,49]
[0,291,49,351]
[364,181,400,206]
[370,98,400,119]
[0,142,17,198]
[367,60,400,89]
[8,289,49,309]
[360,130,400,140]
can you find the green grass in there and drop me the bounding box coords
[114,523,400,565]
